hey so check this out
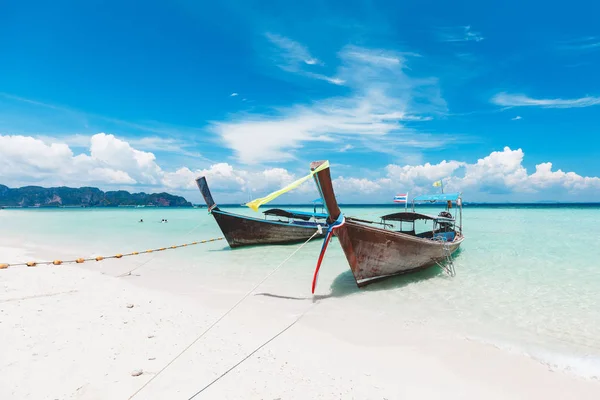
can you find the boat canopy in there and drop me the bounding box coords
[412,192,461,202]
[263,208,328,221]
[381,211,455,223]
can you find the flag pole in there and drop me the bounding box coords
[405,192,408,211]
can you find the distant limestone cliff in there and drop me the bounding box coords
[0,184,192,207]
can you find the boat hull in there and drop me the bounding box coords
[336,219,463,286]
[212,210,325,248]
[309,160,464,289]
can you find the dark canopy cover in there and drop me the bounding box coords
[381,211,454,223]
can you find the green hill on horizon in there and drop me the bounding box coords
[0,184,192,207]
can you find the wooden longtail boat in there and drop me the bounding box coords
[196,176,327,248]
[310,160,464,290]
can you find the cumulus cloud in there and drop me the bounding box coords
[2,133,599,203]
[163,163,296,192]
[0,133,156,186]
[333,177,385,194]
[331,147,600,202]
[386,160,465,186]
[0,132,313,202]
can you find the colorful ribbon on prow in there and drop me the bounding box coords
[312,213,346,294]
[245,161,330,212]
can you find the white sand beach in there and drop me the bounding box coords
[1,239,599,400]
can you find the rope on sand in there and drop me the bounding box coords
[187,302,317,399]
[128,226,324,400]
[0,290,79,304]
[117,221,208,277]
[0,237,224,270]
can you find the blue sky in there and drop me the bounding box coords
[1,0,599,203]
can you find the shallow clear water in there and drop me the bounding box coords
[2,205,600,377]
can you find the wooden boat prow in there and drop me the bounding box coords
[310,160,464,288]
[196,176,327,248]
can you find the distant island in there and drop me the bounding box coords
[0,184,192,208]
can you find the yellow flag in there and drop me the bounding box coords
[433,180,442,187]
[245,161,330,212]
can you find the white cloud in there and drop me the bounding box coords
[0,133,309,202]
[438,26,484,43]
[0,92,209,152]
[230,92,239,97]
[558,36,600,51]
[162,162,314,202]
[455,147,531,193]
[512,116,522,121]
[89,168,136,184]
[88,133,163,184]
[323,77,345,85]
[329,147,600,202]
[340,144,353,152]
[265,33,322,68]
[0,134,141,186]
[213,41,448,164]
[386,160,465,185]
[342,48,403,66]
[492,92,600,109]
[333,177,384,194]
[264,34,348,85]
[528,163,600,191]
[33,134,201,160]
[3,134,599,203]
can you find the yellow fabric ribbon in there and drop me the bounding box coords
[245,161,330,212]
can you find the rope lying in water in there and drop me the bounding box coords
[128,227,323,400]
[0,237,224,270]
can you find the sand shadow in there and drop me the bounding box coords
[207,245,233,252]
[208,239,323,252]
[253,267,443,303]
[208,241,323,253]
[255,247,464,302]
[253,292,310,301]
[323,248,465,298]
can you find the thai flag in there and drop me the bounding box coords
[393,193,408,203]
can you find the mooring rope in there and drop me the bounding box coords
[0,237,224,270]
[128,226,323,400]
[187,301,318,399]
[116,221,207,277]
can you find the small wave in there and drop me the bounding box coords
[468,335,600,380]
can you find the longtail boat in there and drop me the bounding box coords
[310,160,464,291]
[196,176,327,248]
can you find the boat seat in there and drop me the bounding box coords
[292,221,319,226]
[398,229,416,236]
[433,231,455,242]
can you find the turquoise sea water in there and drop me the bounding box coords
[1,205,600,378]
